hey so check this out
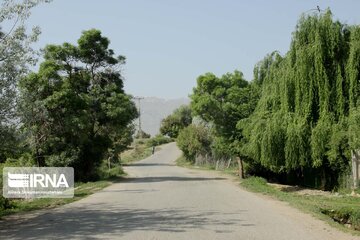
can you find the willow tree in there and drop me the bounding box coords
[242,10,359,189]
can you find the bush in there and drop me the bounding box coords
[0,154,35,212]
[147,135,173,147]
[176,124,211,162]
[135,130,151,139]
[97,161,125,180]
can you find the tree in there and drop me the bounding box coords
[190,70,260,178]
[0,0,49,162]
[241,10,360,189]
[19,29,138,180]
[135,130,151,139]
[177,124,212,162]
[160,105,192,138]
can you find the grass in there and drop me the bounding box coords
[0,139,155,219]
[176,155,196,168]
[176,155,217,170]
[176,155,360,235]
[241,177,360,234]
[120,139,155,165]
[0,180,111,218]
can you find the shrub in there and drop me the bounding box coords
[147,135,173,147]
[176,124,212,162]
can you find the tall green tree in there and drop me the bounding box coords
[19,29,138,180]
[190,70,260,177]
[160,105,192,138]
[242,11,360,189]
[0,0,49,162]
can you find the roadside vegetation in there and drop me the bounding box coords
[0,0,171,218]
[241,177,360,233]
[174,10,360,192]
[0,180,111,218]
[1,1,138,172]
[121,136,173,165]
[0,136,163,218]
[168,9,360,233]
[177,155,360,233]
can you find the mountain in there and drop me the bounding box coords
[133,97,190,136]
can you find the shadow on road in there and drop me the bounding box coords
[123,163,175,167]
[124,176,227,183]
[0,205,253,239]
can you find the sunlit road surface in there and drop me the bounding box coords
[0,142,358,240]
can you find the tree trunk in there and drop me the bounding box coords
[108,156,111,173]
[227,158,232,169]
[35,148,45,167]
[351,150,359,194]
[236,156,244,179]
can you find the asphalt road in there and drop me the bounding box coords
[0,142,359,240]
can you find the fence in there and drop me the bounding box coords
[195,154,235,171]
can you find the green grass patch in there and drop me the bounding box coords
[146,135,173,147]
[0,139,155,218]
[121,139,157,164]
[0,180,111,218]
[176,155,217,170]
[176,156,360,235]
[241,177,360,234]
[176,155,194,168]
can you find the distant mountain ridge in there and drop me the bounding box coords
[134,97,190,136]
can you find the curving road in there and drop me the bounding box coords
[0,142,359,239]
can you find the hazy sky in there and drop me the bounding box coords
[25,0,360,99]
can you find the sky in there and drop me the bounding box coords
[22,0,360,99]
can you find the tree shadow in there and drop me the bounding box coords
[0,205,253,239]
[123,176,227,183]
[123,163,175,167]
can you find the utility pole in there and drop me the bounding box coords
[133,96,144,138]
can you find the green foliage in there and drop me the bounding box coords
[160,105,192,138]
[240,11,360,189]
[322,207,360,230]
[183,10,360,190]
[0,0,49,163]
[0,154,36,211]
[176,124,212,162]
[190,70,260,163]
[147,134,173,147]
[349,107,360,150]
[134,130,151,139]
[19,29,138,181]
[211,135,233,159]
[348,27,360,109]
[285,119,311,170]
[121,140,153,164]
[0,180,111,218]
[260,114,287,172]
[242,177,360,233]
[0,126,20,162]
